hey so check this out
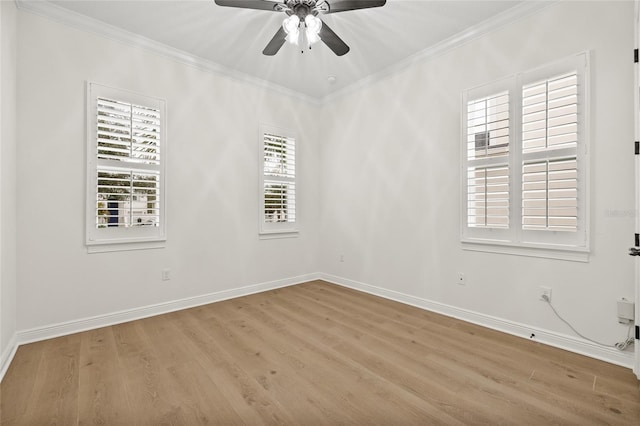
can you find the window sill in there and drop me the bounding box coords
[461,239,589,262]
[259,230,299,240]
[87,239,166,253]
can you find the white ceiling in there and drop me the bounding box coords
[37,0,540,100]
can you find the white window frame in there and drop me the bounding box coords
[259,124,298,238]
[461,53,590,261]
[86,82,167,252]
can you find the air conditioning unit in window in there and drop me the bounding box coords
[475,131,489,151]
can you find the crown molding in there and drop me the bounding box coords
[320,1,555,105]
[14,0,321,106]
[16,0,553,106]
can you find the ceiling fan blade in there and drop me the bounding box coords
[263,26,287,56]
[322,0,386,14]
[319,21,349,56]
[214,0,282,12]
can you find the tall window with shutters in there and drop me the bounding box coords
[86,83,166,249]
[260,125,297,235]
[462,53,588,255]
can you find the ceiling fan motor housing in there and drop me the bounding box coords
[283,0,323,18]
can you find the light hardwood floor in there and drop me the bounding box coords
[1,280,639,425]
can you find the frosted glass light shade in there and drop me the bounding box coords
[305,15,322,46]
[282,15,300,45]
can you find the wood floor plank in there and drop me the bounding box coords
[2,280,639,425]
[19,335,81,425]
[194,307,344,424]
[218,295,450,424]
[296,282,639,423]
[169,308,295,425]
[245,289,507,424]
[77,326,134,425]
[209,299,374,424]
[140,310,249,424]
[267,285,564,424]
[112,319,194,425]
[0,343,45,425]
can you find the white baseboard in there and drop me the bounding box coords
[17,273,321,346]
[320,273,635,370]
[5,272,633,383]
[0,333,18,383]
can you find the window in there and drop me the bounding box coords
[462,53,589,257]
[86,83,166,250]
[260,125,297,236]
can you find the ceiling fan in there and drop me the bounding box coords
[214,0,386,56]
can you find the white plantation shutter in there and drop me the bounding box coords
[467,165,510,228]
[522,73,578,151]
[464,87,511,238]
[263,181,296,223]
[462,53,588,253]
[87,83,166,248]
[97,98,161,165]
[95,97,161,229]
[521,72,579,233]
[264,133,295,180]
[522,158,578,231]
[260,127,297,234]
[466,92,510,161]
[96,170,160,228]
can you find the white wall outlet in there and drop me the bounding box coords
[457,272,466,285]
[162,269,171,281]
[339,254,344,262]
[617,298,634,324]
[539,286,552,302]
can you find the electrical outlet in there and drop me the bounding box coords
[162,269,171,281]
[457,272,466,285]
[339,254,344,262]
[617,298,634,324]
[539,286,552,302]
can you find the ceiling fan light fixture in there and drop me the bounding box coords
[215,0,388,56]
[282,14,300,45]
[304,14,322,46]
